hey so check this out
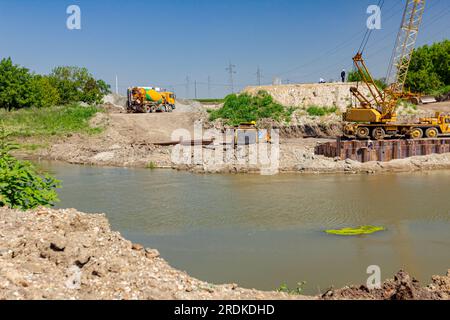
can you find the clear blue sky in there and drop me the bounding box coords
[0,0,449,98]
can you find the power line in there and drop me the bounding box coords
[280,0,441,83]
[226,62,236,93]
[270,0,402,79]
[194,80,198,99]
[207,76,211,98]
[185,76,190,99]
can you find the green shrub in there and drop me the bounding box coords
[277,281,307,295]
[0,128,60,209]
[306,105,337,117]
[209,91,293,125]
[147,161,156,170]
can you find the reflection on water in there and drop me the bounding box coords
[41,162,450,294]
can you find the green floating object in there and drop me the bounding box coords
[325,225,385,236]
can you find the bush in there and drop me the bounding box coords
[0,128,60,209]
[209,91,293,125]
[306,105,337,117]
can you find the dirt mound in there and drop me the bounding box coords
[243,82,367,111]
[102,93,127,107]
[0,207,308,300]
[322,270,450,300]
[1,207,449,300]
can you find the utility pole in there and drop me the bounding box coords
[185,76,190,99]
[255,66,263,86]
[207,76,211,98]
[194,80,197,99]
[226,62,236,94]
[115,75,119,94]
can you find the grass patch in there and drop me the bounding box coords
[208,91,294,126]
[16,143,48,152]
[194,98,225,105]
[306,105,338,117]
[325,225,385,236]
[277,281,307,295]
[0,104,102,138]
[146,161,157,170]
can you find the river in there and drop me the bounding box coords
[40,162,450,295]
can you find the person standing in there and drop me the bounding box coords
[341,69,346,82]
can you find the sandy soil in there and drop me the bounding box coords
[1,207,448,300]
[419,101,450,113]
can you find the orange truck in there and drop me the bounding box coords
[127,87,176,113]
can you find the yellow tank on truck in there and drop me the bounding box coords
[135,87,163,104]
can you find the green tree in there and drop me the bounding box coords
[0,58,35,110]
[29,75,61,108]
[0,127,60,210]
[405,40,450,94]
[48,66,111,104]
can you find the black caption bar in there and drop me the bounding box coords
[1,300,442,319]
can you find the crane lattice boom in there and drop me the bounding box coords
[386,0,426,93]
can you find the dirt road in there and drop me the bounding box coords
[107,112,201,144]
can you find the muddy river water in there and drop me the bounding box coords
[41,162,450,295]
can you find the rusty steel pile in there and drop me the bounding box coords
[315,138,450,163]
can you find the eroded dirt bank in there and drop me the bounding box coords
[0,207,449,300]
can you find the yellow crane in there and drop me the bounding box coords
[343,0,450,140]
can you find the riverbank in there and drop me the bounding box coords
[16,133,450,176]
[0,207,449,300]
[8,101,450,175]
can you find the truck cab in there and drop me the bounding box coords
[419,112,450,136]
[161,92,176,111]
